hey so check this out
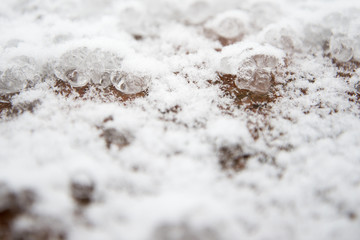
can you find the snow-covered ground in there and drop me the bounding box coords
[1,0,360,239]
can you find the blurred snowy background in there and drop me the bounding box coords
[1,0,360,239]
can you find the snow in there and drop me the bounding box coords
[1,0,360,239]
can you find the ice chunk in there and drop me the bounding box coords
[249,2,281,30]
[330,35,353,62]
[111,71,149,94]
[118,2,147,36]
[87,50,122,87]
[252,54,278,68]
[206,10,248,39]
[235,58,272,93]
[323,12,350,34]
[54,47,91,87]
[252,69,271,93]
[303,24,332,47]
[352,39,360,62]
[235,58,257,90]
[65,69,89,88]
[184,1,212,25]
[355,82,360,93]
[263,26,301,52]
[0,56,39,95]
[220,43,283,93]
[54,48,123,88]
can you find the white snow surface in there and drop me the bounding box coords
[1,0,360,239]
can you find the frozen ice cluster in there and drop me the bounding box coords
[1,0,360,240]
[220,43,284,93]
[53,47,149,94]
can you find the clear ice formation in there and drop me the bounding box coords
[206,10,248,39]
[355,82,360,93]
[353,40,360,62]
[0,56,40,95]
[184,1,212,25]
[54,47,149,94]
[235,55,277,93]
[264,27,301,53]
[220,45,282,93]
[330,35,354,62]
[111,71,149,94]
[303,24,332,48]
[249,2,280,30]
[54,47,91,87]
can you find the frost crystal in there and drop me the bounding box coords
[330,35,354,62]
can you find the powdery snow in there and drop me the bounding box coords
[1,0,360,240]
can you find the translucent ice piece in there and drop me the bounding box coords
[355,82,360,93]
[303,24,331,47]
[249,2,280,30]
[252,69,271,93]
[99,72,112,87]
[235,58,257,91]
[323,12,350,34]
[85,49,118,87]
[252,54,278,68]
[352,39,360,62]
[0,68,28,95]
[54,47,91,87]
[207,10,248,39]
[0,56,39,95]
[330,35,353,62]
[118,2,147,35]
[185,1,211,25]
[264,27,301,52]
[64,69,89,87]
[101,52,123,87]
[85,49,104,85]
[111,71,149,94]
